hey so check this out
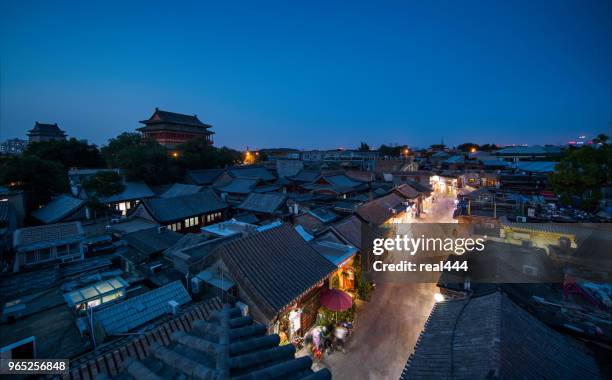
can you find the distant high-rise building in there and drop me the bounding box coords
[27,122,67,143]
[137,108,214,150]
[0,138,27,154]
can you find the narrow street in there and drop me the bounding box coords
[312,193,457,380]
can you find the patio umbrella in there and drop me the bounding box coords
[319,289,352,322]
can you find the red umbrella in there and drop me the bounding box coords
[320,289,352,312]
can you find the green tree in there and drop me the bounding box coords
[593,134,609,145]
[177,139,243,169]
[82,171,125,197]
[457,142,480,152]
[24,138,104,168]
[550,145,611,210]
[0,155,68,202]
[102,133,182,185]
[378,144,406,157]
[479,143,498,152]
[358,142,370,151]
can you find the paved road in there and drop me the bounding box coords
[312,193,456,379]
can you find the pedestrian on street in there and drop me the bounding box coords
[334,324,348,353]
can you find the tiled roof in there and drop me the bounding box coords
[332,215,363,250]
[123,227,183,255]
[356,193,405,225]
[66,297,223,379]
[400,291,601,379]
[141,189,227,224]
[159,183,202,198]
[217,224,337,320]
[185,168,224,185]
[393,184,421,199]
[308,207,339,223]
[94,281,191,335]
[139,108,212,128]
[513,161,557,173]
[13,222,84,250]
[214,177,259,194]
[228,165,276,181]
[293,212,326,235]
[100,181,154,203]
[323,174,361,188]
[496,145,562,155]
[31,194,87,224]
[310,239,357,267]
[109,305,331,380]
[237,192,287,214]
[290,169,321,182]
[27,122,66,136]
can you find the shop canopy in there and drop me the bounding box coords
[320,289,352,312]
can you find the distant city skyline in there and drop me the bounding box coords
[1,1,611,150]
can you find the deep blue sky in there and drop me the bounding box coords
[1,1,610,150]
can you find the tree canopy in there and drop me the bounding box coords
[24,138,104,168]
[550,144,611,210]
[357,142,370,151]
[177,139,241,169]
[0,155,68,201]
[82,171,125,197]
[101,133,182,185]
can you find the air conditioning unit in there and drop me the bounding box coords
[157,226,167,233]
[168,300,179,315]
[236,301,249,317]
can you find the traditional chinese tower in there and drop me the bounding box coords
[138,107,214,149]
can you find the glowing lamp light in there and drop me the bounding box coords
[434,293,445,303]
[470,147,477,153]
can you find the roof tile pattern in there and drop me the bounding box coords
[400,291,602,379]
[217,224,337,320]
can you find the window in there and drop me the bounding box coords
[69,243,80,254]
[57,244,70,257]
[37,248,52,262]
[185,217,197,228]
[25,251,37,264]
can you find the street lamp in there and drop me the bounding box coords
[434,293,445,302]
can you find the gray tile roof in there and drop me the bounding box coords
[14,222,84,250]
[110,305,330,380]
[400,291,602,380]
[356,193,405,225]
[185,168,224,185]
[290,169,321,182]
[28,122,66,136]
[228,165,276,181]
[332,215,363,250]
[94,281,191,335]
[237,192,287,214]
[159,183,203,198]
[141,189,227,224]
[217,224,337,321]
[323,173,361,188]
[31,194,87,224]
[139,108,212,128]
[123,227,183,255]
[214,177,258,194]
[100,181,154,203]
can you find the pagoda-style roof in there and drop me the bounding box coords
[27,122,66,137]
[138,108,213,134]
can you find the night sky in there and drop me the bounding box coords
[1,1,610,150]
